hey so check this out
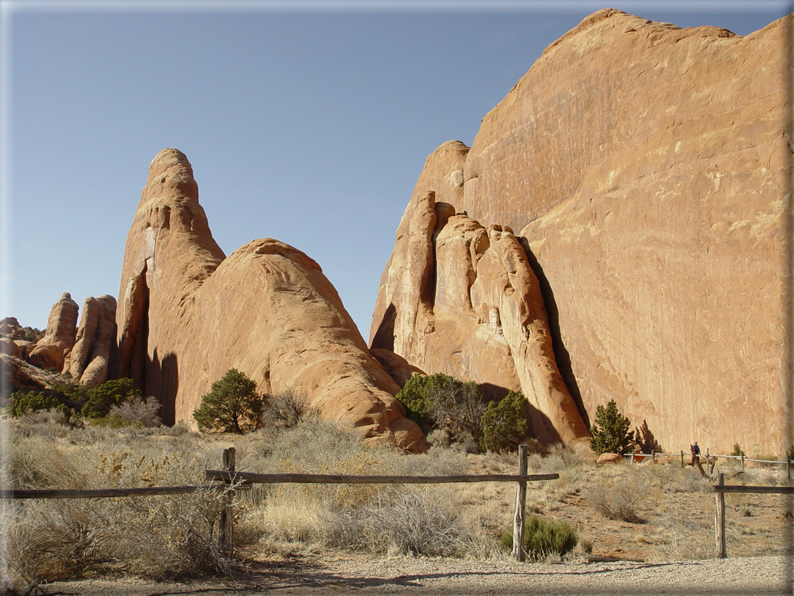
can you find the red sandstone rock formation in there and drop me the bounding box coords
[371,179,590,444]
[114,148,426,452]
[373,9,791,454]
[28,293,79,372]
[64,295,117,386]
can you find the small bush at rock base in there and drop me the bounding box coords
[193,368,263,433]
[501,515,578,560]
[7,391,69,417]
[480,390,528,452]
[589,399,635,455]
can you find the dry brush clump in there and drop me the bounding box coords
[3,420,237,586]
[234,416,486,559]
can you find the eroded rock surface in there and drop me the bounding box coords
[28,293,79,372]
[371,183,589,444]
[373,9,790,454]
[64,295,117,386]
[115,149,426,451]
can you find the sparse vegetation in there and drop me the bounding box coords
[193,368,263,433]
[480,390,528,452]
[732,443,746,457]
[589,399,635,455]
[80,378,141,419]
[395,373,487,449]
[7,390,69,417]
[4,411,792,589]
[262,387,309,428]
[501,515,578,560]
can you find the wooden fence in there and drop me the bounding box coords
[0,444,557,562]
[712,472,794,558]
[626,451,794,478]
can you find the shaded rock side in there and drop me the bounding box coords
[115,149,426,451]
[27,293,79,372]
[417,10,789,454]
[64,295,117,386]
[371,172,590,444]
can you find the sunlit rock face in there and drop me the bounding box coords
[373,9,790,454]
[27,293,79,372]
[114,148,426,452]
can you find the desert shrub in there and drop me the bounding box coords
[396,373,486,446]
[589,399,635,455]
[262,388,308,428]
[427,427,451,449]
[193,369,263,434]
[7,391,69,417]
[80,378,141,419]
[501,515,578,560]
[589,479,644,523]
[5,431,238,584]
[480,390,528,452]
[732,443,746,457]
[335,488,473,557]
[107,395,162,427]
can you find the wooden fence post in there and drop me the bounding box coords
[715,473,726,559]
[219,447,236,559]
[512,444,528,562]
[652,450,656,463]
[787,458,791,480]
[681,450,685,468]
[741,455,745,472]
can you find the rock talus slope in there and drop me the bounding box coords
[373,9,791,453]
[114,149,426,451]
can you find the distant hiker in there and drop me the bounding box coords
[690,441,700,466]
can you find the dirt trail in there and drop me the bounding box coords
[42,553,792,595]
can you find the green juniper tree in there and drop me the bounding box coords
[193,368,263,433]
[589,399,635,455]
[480,390,528,452]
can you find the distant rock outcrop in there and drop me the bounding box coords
[64,295,117,386]
[373,9,790,454]
[114,148,426,451]
[27,293,79,372]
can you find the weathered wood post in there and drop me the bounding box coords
[512,444,528,562]
[681,450,685,468]
[652,450,656,464]
[715,473,726,558]
[219,447,236,558]
[741,455,745,472]
[787,458,791,480]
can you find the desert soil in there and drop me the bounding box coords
[42,553,792,595]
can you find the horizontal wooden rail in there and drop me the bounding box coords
[713,485,794,495]
[0,483,247,500]
[206,470,559,485]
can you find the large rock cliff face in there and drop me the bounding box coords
[115,149,426,452]
[373,9,791,454]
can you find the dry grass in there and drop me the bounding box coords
[2,414,792,590]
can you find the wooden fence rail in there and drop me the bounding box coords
[0,486,239,500]
[712,472,794,558]
[1,445,556,563]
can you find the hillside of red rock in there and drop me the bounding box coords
[372,9,790,454]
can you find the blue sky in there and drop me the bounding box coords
[0,0,788,340]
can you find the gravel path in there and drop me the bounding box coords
[42,554,793,595]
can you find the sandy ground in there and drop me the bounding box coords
[40,553,793,595]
